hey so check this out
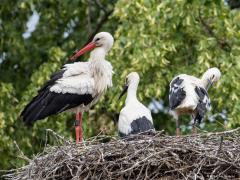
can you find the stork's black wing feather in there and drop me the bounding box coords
[21,70,65,121]
[20,69,93,126]
[169,77,186,110]
[21,90,93,126]
[130,116,154,134]
[194,86,210,124]
[118,116,154,137]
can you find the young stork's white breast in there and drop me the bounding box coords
[118,100,153,136]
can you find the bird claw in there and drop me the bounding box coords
[76,138,86,147]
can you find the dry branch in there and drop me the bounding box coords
[4,128,240,180]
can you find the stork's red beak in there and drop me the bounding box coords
[70,42,96,61]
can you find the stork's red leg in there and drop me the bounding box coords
[75,112,83,143]
[79,112,83,142]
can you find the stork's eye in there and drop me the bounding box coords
[95,38,100,41]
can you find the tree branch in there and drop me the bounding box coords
[93,0,108,14]
[84,9,113,46]
[86,0,93,35]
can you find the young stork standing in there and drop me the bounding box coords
[169,67,221,135]
[21,32,114,143]
[118,72,155,137]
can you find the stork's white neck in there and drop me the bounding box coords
[89,48,113,95]
[125,81,139,104]
[89,47,106,62]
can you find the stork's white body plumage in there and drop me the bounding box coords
[170,74,210,114]
[169,68,221,135]
[119,99,153,136]
[49,59,113,113]
[118,72,154,137]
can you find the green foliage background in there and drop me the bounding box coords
[0,0,239,170]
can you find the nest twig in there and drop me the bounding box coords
[4,128,240,180]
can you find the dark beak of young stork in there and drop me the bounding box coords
[206,79,213,91]
[69,41,96,61]
[118,83,129,100]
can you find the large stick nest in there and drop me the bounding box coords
[4,128,240,180]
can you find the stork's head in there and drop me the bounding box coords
[70,32,114,61]
[92,32,114,52]
[202,67,221,90]
[119,72,140,100]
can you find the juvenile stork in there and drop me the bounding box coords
[118,72,155,137]
[169,67,221,135]
[21,32,114,143]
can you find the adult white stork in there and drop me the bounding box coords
[118,72,155,137]
[169,67,221,135]
[21,32,114,143]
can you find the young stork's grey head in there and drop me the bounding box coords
[119,72,140,100]
[201,67,221,90]
[70,32,114,61]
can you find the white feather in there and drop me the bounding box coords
[118,100,153,135]
[176,74,203,110]
[50,58,113,96]
[63,62,91,77]
[50,74,94,95]
[169,67,221,119]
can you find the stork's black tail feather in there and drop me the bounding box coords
[194,86,210,125]
[169,77,186,110]
[20,69,66,126]
[21,89,94,126]
[20,90,50,126]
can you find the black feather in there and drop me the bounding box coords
[194,86,209,124]
[21,91,94,126]
[119,116,154,137]
[38,69,65,92]
[170,77,184,88]
[130,116,154,134]
[119,131,126,137]
[20,68,94,126]
[169,77,186,109]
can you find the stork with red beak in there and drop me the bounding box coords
[21,32,114,143]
